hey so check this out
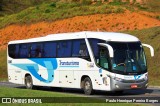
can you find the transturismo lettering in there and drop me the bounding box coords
[59,60,79,66]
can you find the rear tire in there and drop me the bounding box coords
[83,77,94,95]
[25,75,33,89]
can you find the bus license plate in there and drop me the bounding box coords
[131,84,137,88]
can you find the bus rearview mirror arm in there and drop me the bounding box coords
[98,43,114,58]
[142,43,154,57]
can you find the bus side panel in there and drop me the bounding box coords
[57,58,92,89]
[56,58,109,90]
[56,58,111,91]
[74,70,111,91]
[20,60,60,87]
[59,70,74,88]
[8,59,23,84]
[31,69,60,87]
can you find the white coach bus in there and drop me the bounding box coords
[7,31,154,95]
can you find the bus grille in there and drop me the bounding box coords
[121,79,145,83]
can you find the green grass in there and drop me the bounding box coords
[125,26,160,86]
[0,1,126,28]
[0,87,145,106]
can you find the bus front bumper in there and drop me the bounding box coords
[110,78,148,91]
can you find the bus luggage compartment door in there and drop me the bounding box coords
[59,70,74,88]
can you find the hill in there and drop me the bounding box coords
[0,1,160,49]
[1,0,160,15]
[0,11,160,50]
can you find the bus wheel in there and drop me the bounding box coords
[25,75,33,89]
[83,77,94,95]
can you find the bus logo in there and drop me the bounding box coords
[134,75,142,80]
[59,60,79,68]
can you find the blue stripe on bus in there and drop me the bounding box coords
[11,58,58,83]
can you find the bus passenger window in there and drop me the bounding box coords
[14,45,19,58]
[30,44,42,58]
[36,46,42,57]
[43,42,56,57]
[79,43,88,56]
[72,39,90,61]
[57,41,72,57]
[72,40,80,57]
[8,44,16,58]
[19,44,29,58]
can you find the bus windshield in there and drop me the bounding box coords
[108,42,147,75]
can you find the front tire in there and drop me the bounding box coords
[83,77,94,95]
[25,75,33,89]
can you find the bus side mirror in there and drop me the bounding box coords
[142,43,154,57]
[98,43,114,58]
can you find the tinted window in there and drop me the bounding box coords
[72,39,90,61]
[30,43,42,58]
[8,44,16,58]
[57,41,72,57]
[43,42,56,57]
[108,42,147,75]
[14,45,19,58]
[99,46,111,70]
[88,38,105,58]
[8,39,91,61]
[19,44,29,58]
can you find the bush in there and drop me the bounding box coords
[50,2,56,7]
[45,9,50,13]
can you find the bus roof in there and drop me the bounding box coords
[8,31,139,44]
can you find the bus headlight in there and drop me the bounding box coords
[113,77,123,82]
[144,74,148,80]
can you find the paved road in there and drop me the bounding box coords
[0,81,160,105]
